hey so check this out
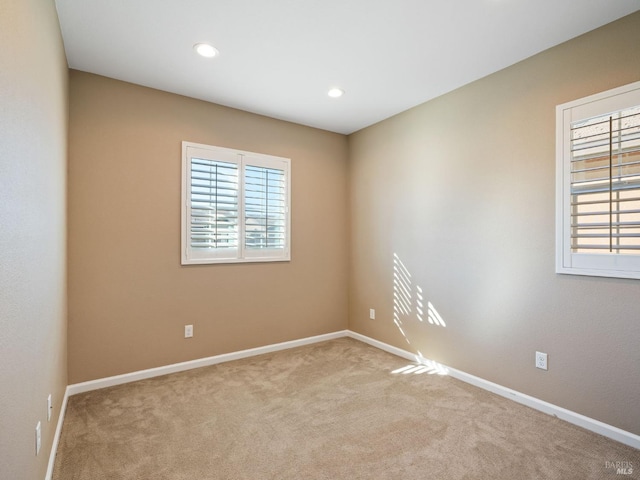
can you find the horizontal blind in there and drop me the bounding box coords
[570,106,640,254]
[244,165,286,250]
[190,158,239,250]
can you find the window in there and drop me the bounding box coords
[556,81,640,279]
[182,142,290,264]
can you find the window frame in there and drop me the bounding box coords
[181,141,291,265]
[556,81,640,280]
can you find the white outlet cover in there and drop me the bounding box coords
[47,394,52,421]
[369,309,375,320]
[535,351,548,370]
[185,325,193,338]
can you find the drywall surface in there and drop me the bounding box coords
[68,71,349,383]
[348,12,640,434]
[0,0,68,478]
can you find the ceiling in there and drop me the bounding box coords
[55,0,640,135]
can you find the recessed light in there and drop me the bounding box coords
[328,88,344,98]
[194,43,219,58]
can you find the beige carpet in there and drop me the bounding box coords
[53,338,639,479]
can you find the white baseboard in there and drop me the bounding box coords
[50,332,348,477]
[67,330,349,396]
[45,386,70,480]
[347,330,640,450]
[57,327,638,466]
[348,331,420,363]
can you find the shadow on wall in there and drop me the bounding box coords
[391,253,449,376]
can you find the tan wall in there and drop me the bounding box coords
[67,71,349,383]
[0,0,68,478]
[348,12,640,435]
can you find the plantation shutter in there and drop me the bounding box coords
[570,106,640,254]
[556,81,640,279]
[184,145,241,262]
[242,155,289,261]
[182,142,290,264]
[190,158,239,250]
[244,163,287,250]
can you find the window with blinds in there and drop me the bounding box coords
[190,159,239,252]
[556,81,640,279]
[570,107,640,254]
[244,165,287,251]
[182,142,290,265]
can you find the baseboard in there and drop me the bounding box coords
[347,330,640,450]
[445,364,640,450]
[67,330,349,396]
[348,330,421,363]
[45,386,70,480]
[59,328,639,457]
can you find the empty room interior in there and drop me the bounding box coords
[2,0,640,479]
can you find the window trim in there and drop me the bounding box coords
[556,81,640,279]
[181,141,291,265]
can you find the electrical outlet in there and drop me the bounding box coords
[47,394,52,422]
[35,421,41,455]
[369,309,375,320]
[184,324,193,338]
[535,351,548,370]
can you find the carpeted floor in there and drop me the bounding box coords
[53,337,639,479]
